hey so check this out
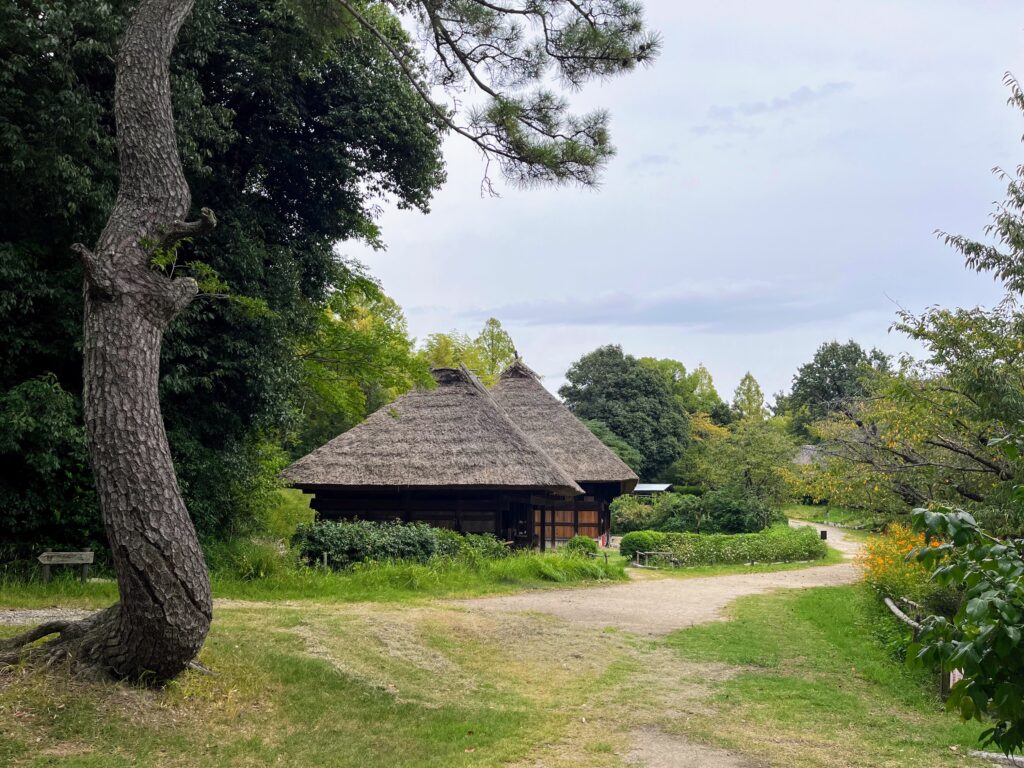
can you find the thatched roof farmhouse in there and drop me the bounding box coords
[490,359,638,493]
[285,361,634,548]
[285,365,581,496]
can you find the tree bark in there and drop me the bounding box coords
[2,0,212,681]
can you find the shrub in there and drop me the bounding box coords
[292,520,512,569]
[610,495,662,533]
[664,525,826,566]
[659,493,705,532]
[293,519,440,568]
[700,487,783,534]
[621,525,827,567]
[619,530,669,561]
[857,523,956,613]
[564,535,599,556]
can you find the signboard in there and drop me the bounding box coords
[38,551,94,565]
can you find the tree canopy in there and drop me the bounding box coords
[731,372,767,422]
[559,345,687,479]
[416,317,517,386]
[0,0,444,550]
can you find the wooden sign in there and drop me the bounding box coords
[38,551,94,565]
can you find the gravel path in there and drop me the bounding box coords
[459,521,861,637]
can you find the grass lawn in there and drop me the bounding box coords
[663,586,985,767]
[0,576,985,767]
[785,503,888,531]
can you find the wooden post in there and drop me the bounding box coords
[573,506,579,539]
[42,563,51,584]
[539,507,546,552]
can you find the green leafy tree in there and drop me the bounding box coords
[474,318,518,384]
[417,318,517,385]
[560,345,687,478]
[778,340,889,437]
[640,357,726,415]
[582,419,644,472]
[0,0,657,679]
[0,0,446,549]
[296,275,432,453]
[731,372,767,421]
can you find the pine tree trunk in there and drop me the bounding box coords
[2,0,213,681]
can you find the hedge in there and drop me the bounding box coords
[620,525,827,566]
[294,520,510,569]
[619,530,669,561]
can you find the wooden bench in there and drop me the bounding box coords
[38,550,94,583]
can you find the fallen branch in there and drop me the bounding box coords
[883,596,922,632]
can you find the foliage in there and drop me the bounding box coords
[204,538,290,581]
[657,525,827,567]
[563,535,599,556]
[0,376,101,557]
[775,339,888,437]
[612,489,782,536]
[295,278,432,454]
[416,317,517,386]
[560,345,688,478]
[911,506,1024,754]
[639,357,726,415]
[618,530,669,561]
[858,523,949,607]
[0,0,446,548]
[610,495,661,533]
[294,520,444,568]
[731,372,767,421]
[697,417,796,505]
[292,520,515,570]
[582,419,644,472]
[698,487,785,534]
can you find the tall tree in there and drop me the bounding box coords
[779,339,888,436]
[0,0,446,550]
[560,345,687,478]
[416,318,516,385]
[732,372,767,421]
[640,357,726,415]
[473,318,517,384]
[1,0,657,680]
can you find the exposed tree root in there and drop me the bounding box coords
[0,607,121,681]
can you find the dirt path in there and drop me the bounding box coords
[459,521,860,636]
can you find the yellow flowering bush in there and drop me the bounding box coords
[858,523,940,601]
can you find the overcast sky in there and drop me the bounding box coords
[347,0,1024,403]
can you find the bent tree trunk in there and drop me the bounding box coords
[2,0,212,681]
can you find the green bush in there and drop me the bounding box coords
[609,495,662,533]
[293,520,439,568]
[293,520,511,569]
[613,489,786,536]
[659,493,706,532]
[700,487,784,534]
[620,525,826,567]
[564,535,599,555]
[619,530,669,561]
[664,525,827,566]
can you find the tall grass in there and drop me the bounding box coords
[211,550,625,602]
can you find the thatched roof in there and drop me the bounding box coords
[490,359,639,491]
[283,365,583,497]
